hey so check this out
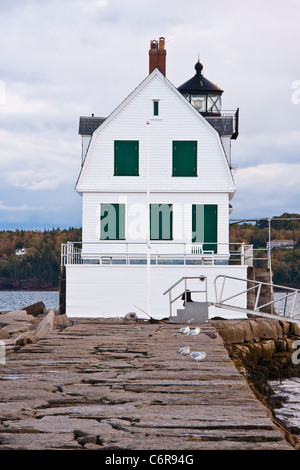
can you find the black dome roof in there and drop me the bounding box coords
[177,60,223,95]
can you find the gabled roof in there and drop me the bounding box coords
[76,68,235,193]
[79,116,106,135]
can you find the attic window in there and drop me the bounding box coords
[153,100,159,116]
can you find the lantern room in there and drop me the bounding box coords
[177,60,223,115]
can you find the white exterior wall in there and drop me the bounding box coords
[76,72,235,195]
[82,192,230,254]
[81,136,91,165]
[66,264,248,319]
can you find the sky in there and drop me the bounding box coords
[0,0,299,230]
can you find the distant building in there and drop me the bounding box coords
[15,248,28,257]
[267,240,296,249]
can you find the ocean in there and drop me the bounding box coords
[0,291,59,312]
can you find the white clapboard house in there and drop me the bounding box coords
[61,38,252,319]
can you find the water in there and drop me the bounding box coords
[269,378,300,433]
[0,291,59,311]
[269,292,300,436]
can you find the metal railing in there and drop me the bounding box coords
[214,274,300,321]
[60,241,265,267]
[163,276,208,318]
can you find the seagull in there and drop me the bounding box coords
[190,351,206,362]
[179,326,190,334]
[187,327,200,336]
[178,346,190,356]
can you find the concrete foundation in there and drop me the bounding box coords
[171,301,209,323]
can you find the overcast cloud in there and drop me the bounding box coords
[0,0,299,230]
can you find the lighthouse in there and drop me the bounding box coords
[61,38,249,319]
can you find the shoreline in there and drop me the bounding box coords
[212,317,300,449]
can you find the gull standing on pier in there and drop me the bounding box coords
[190,351,206,363]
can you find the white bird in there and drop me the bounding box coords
[190,351,206,362]
[187,327,200,336]
[179,326,190,334]
[178,346,190,356]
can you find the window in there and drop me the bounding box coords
[100,203,125,240]
[150,204,173,240]
[153,100,159,116]
[192,204,217,252]
[114,141,139,176]
[172,141,197,177]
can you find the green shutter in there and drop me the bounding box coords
[114,141,139,176]
[153,101,159,116]
[100,204,125,240]
[172,141,197,177]
[192,204,217,252]
[150,204,173,240]
[203,204,217,252]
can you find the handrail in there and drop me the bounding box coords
[214,274,300,319]
[163,276,208,318]
[60,241,269,268]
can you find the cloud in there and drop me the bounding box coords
[233,163,300,218]
[0,200,60,212]
[0,0,299,229]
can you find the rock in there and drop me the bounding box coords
[279,320,291,337]
[14,333,35,347]
[53,314,71,327]
[2,322,32,335]
[290,322,300,337]
[248,320,262,342]
[77,434,99,446]
[21,301,45,317]
[0,310,35,327]
[253,319,282,340]
[33,310,54,340]
[275,339,287,352]
[0,327,10,340]
[260,340,276,360]
[212,321,246,344]
[246,342,263,361]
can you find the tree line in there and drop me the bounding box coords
[0,213,298,290]
[0,227,81,290]
[229,213,300,287]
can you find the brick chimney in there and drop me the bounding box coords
[149,37,166,76]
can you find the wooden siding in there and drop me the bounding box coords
[81,192,230,255]
[65,264,248,318]
[76,71,235,195]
